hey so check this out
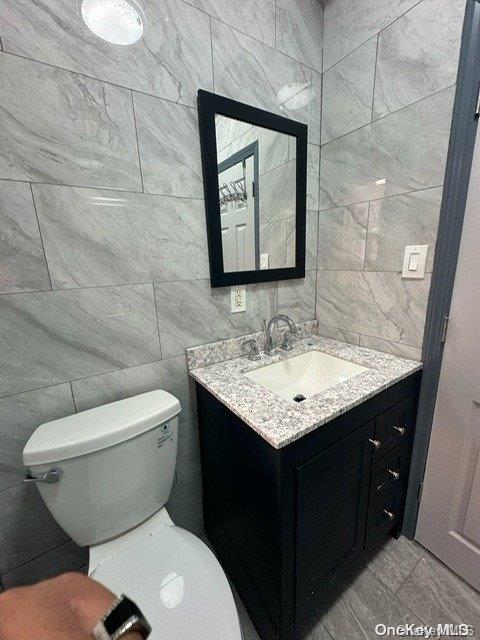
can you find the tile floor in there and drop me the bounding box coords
[233,535,480,640]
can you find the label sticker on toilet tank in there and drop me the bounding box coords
[157,423,174,449]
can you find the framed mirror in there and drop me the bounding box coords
[197,90,307,288]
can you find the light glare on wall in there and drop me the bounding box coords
[81,0,144,45]
[277,82,314,111]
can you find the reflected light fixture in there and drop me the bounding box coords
[81,0,144,45]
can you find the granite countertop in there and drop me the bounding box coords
[187,334,422,449]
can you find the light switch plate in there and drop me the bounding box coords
[402,245,429,279]
[231,285,246,313]
[260,253,269,269]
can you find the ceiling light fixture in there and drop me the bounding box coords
[81,0,144,45]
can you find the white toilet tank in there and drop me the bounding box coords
[23,390,181,547]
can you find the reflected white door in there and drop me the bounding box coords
[415,129,480,591]
[219,156,256,272]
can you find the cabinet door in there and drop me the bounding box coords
[296,420,374,608]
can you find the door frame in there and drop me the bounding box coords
[403,0,480,537]
[218,141,260,270]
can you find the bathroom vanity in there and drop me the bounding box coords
[188,332,422,640]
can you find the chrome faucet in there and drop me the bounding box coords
[264,315,297,356]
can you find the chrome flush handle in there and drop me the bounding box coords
[24,467,63,484]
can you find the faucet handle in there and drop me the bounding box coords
[281,331,295,351]
[242,338,261,361]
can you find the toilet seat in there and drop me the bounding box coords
[89,515,243,640]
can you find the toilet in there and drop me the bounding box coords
[23,390,243,640]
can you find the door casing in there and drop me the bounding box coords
[404,0,480,537]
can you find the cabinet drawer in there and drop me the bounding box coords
[365,487,403,549]
[370,444,409,504]
[372,395,414,461]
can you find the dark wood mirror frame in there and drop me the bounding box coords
[197,89,308,288]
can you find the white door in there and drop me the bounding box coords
[415,128,480,591]
[219,156,256,272]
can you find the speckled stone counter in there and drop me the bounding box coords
[187,334,422,449]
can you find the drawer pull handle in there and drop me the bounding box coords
[393,425,405,436]
[383,509,395,521]
[387,469,400,480]
[369,438,382,450]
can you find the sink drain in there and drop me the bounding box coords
[293,394,306,403]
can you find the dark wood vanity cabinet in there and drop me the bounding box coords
[196,372,421,640]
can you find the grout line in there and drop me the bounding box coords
[361,563,426,625]
[314,267,432,277]
[0,49,199,112]
[258,155,295,179]
[183,2,321,75]
[209,16,215,92]
[322,0,424,74]
[363,201,371,271]
[29,183,53,291]
[319,66,324,147]
[0,15,321,98]
[274,0,277,49]
[151,283,163,360]
[0,539,80,580]
[321,83,456,149]
[216,124,255,155]
[0,274,299,299]
[0,176,205,203]
[0,279,158,297]
[130,91,145,193]
[0,351,192,402]
[357,331,421,352]
[394,557,422,595]
[320,1,325,74]
[370,35,380,122]
[318,183,445,213]
[68,381,79,414]
[0,317,336,401]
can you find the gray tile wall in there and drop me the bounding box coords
[0,0,323,587]
[316,0,466,361]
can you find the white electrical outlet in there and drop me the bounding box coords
[260,253,269,269]
[231,285,246,313]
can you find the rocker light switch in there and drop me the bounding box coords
[408,252,420,271]
[402,245,428,279]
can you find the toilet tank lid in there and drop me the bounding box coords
[23,390,181,467]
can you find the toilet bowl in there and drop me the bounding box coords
[23,390,243,640]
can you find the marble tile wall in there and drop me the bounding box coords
[0,0,323,587]
[316,0,466,361]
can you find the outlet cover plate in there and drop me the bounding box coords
[231,285,246,313]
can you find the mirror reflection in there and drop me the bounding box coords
[215,115,296,273]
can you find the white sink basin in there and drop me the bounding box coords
[244,350,369,402]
